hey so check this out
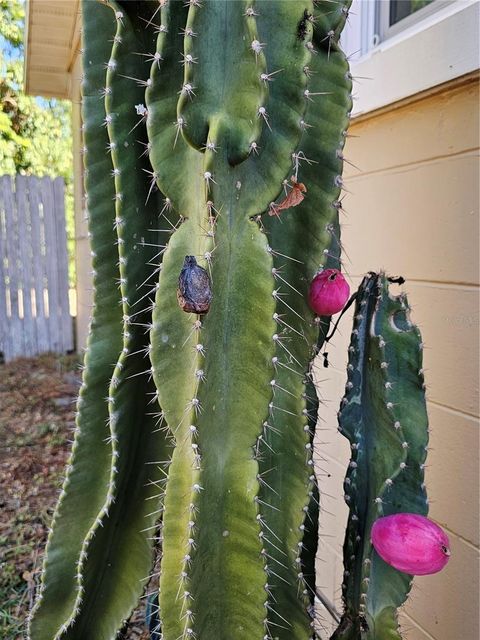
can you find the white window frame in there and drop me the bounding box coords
[378,0,453,40]
[341,0,479,118]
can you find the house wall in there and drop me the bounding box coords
[315,76,479,640]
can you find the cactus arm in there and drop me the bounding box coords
[58,4,172,637]
[256,2,352,636]
[149,212,206,640]
[333,273,429,640]
[28,4,122,637]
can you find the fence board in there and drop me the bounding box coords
[0,179,9,359]
[2,177,13,359]
[53,177,73,352]
[0,174,72,361]
[16,175,36,357]
[40,177,61,353]
[0,178,9,359]
[2,176,24,359]
[28,176,50,353]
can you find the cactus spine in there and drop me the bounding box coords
[29,2,432,640]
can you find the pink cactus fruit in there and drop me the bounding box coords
[308,268,350,316]
[371,513,451,575]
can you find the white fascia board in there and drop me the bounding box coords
[350,0,479,118]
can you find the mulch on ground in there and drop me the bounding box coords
[0,354,155,639]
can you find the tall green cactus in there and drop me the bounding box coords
[29,2,433,640]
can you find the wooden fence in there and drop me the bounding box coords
[0,175,73,362]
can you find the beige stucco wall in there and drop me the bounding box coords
[315,76,479,639]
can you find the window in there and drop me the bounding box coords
[390,0,436,26]
[340,0,479,117]
[378,0,454,40]
[341,0,457,58]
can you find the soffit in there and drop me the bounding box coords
[24,0,80,99]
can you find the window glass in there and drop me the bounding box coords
[389,0,436,26]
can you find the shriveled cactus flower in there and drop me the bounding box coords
[371,513,451,575]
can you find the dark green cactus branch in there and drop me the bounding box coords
[333,273,429,640]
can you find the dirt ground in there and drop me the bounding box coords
[0,354,155,639]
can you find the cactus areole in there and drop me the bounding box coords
[28,3,435,640]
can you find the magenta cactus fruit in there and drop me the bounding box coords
[308,268,350,316]
[371,513,451,575]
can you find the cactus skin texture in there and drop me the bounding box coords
[332,273,429,640]
[29,2,435,640]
